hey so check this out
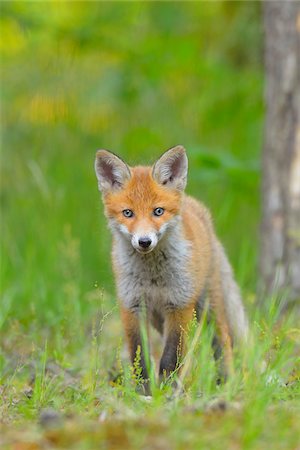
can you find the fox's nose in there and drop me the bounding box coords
[138,237,152,249]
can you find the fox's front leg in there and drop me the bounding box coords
[120,305,150,393]
[159,305,194,382]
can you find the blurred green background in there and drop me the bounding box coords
[1,2,263,331]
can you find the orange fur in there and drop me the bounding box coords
[104,167,182,235]
[95,146,248,389]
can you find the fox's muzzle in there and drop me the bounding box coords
[132,232,158,254]
[138,237,152,249]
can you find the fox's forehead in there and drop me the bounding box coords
[105,165,181,212]
[124,166,160,203]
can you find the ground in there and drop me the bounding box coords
[1,294,299,450]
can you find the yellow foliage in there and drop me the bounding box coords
[25,94,69,125]
[0,19,26,56]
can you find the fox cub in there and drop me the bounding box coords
[95,146,248,390]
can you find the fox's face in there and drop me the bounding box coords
[95,146,188,254]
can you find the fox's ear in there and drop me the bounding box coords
[95,150,131,194]
[152,145,188,191]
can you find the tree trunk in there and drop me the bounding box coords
[261,1,300,308]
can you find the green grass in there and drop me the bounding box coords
[1,2,299,449]
[1,295,299,449]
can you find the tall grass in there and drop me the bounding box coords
[1,290,299,448]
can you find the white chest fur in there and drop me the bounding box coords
[113,229,194,312]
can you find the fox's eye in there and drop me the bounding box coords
[123,209,134,218]
[153,207,164,217]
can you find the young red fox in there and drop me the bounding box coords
[95,146,248,390]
